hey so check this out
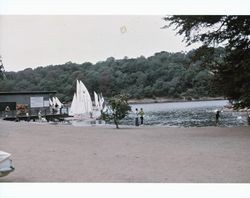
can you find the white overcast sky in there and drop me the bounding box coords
[0,0,249,72]
[0,15,195,72]
[0,2,250,198]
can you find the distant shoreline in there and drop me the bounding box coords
[128,97,226,104]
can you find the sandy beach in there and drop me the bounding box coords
[0,120,250,182]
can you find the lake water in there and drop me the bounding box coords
[120,100,249,127]
[69,100,249,127]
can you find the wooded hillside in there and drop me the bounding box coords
[0,49,224,102]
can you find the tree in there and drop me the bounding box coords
[101,94,131,129]
[0,55,6,80]
[164,15,250,107]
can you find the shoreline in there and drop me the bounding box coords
[127,98,250,113]
[128,97,226,104]
[2,118,249,129]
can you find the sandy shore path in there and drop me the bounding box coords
[0,120,250,182]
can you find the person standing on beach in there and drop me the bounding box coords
[139,108,145,125]
[135,108,139,126]
[216,110,220,125]
[5,105,10,117]
[247,112,250,125]
[38,110,42,121]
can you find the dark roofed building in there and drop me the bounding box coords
[0,91,56,112]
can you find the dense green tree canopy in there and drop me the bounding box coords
[164,15,250,107]
[0,49,224,102]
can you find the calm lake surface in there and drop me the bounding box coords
[120,100,249,127]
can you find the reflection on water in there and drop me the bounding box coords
[120,100,249,127]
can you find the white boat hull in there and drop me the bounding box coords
[0,151,15,177]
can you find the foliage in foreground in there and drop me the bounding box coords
[164,15,250,107]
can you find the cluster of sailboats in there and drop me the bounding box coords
[69,80,106,119]
[45,80,106,120]
[49,96,63,109]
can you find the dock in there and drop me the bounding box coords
[1,107,71,122]
[3,113,71,122]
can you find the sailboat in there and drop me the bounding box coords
[79,80,93,114]
[92,92,101,117]
[94,91,100,111]
[55,97,63,108]
[98,93,107,112]
[69,80,106,120]
[69,80,94,118]
[49,96,63,114]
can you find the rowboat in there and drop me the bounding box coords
[0,151,14,177]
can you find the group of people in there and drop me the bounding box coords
[133,107,223,127]
[135,108,144,126]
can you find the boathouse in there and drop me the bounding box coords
[0,91,56,116]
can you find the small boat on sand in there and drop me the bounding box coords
[0,151,15,177]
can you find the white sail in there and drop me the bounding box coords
[99,93,106,111]
[92,91,102,118]
[49,98,53,106]
[55,97,63,108]
[77,80,86,114]
[69,93,77,116]
[70,80,93,117]
[52,97,57,107]
[94,91,100,110]
[80,81,93,113]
